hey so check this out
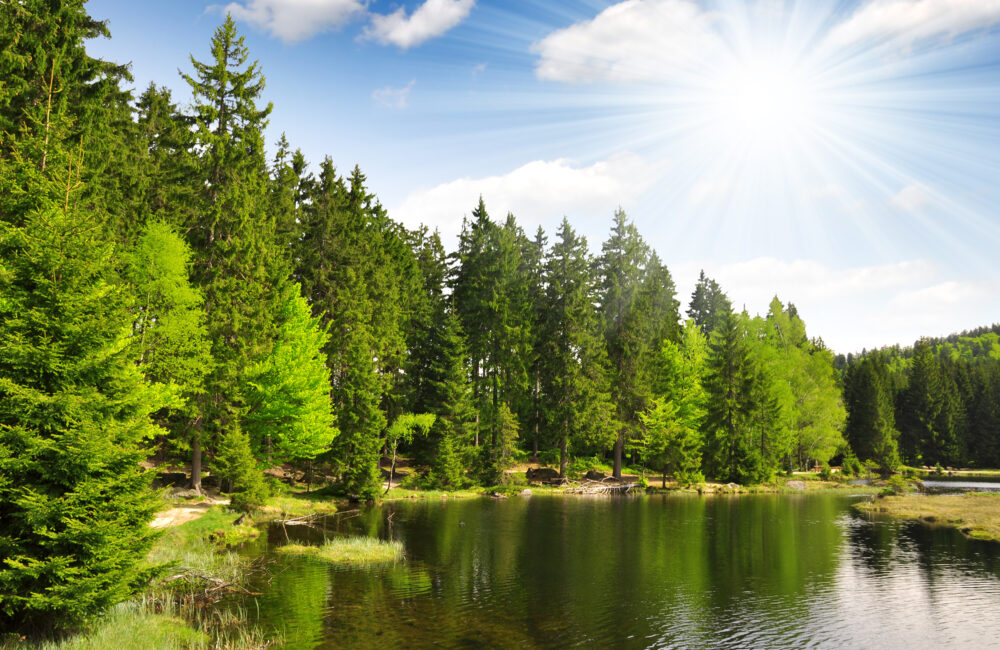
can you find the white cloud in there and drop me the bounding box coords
[532,0,724,83]
[391,152,656,244]
[372,79,416,109]
[892,183,931,211]
[669,257,998,352]
[223,0,364,42]
[825,0,1000,50]
[363,0,474,49]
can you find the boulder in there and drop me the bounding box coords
[520,489,533,496]
[584,470,607,481]
[200,474,220,488]
[786,480,807,490]
[726,482,740,490]
[152,471,187,488]
[526,467,560,481]
[545,477,569,486]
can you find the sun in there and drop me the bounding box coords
[707,55,822,148]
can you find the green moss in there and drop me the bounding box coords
[277,537,404,565]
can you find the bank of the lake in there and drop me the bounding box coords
[856,492,1000,542]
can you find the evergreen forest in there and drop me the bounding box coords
[2,2,999,634]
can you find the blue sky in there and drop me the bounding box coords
[86,0,1000,353]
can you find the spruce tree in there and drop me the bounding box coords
[0,115,164,631]
[702,309,756,482]
[687,270,731,335]
[182,16,287,491]
[595,208,650,478]
[539,219,614,477]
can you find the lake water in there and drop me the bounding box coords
[239,494,1000,648]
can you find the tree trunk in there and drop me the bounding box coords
[384,444,397,496]
[559,431,568,478]
[613,433,623,479]
[191,437,202,493]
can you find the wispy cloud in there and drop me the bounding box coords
[363,0,474,50]
[372,79,416,109]
[824,0,1000,50]
[533,0,1000,83]
[391,152,656,244]
[222,0,364,43]
[532,0,724,83]
[892,183,931,211]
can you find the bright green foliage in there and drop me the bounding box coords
[124,221,211,406]
[214,424,267,512]
[640,320,707,486]
[538,219,614,477]
[760,300,848,470]
[243,284,337,465]
[843,352,900,475]
[0,131,164,631]
[122,221,212,479]
[383,413,436,493]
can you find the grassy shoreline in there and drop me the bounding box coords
[855,492,1000,542]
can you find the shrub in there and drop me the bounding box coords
[880,474,909,496]
[818,464,833,481]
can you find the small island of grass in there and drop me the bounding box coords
[855,492,1000,542]
[277,537,405,565]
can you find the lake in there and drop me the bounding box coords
[239,494,1000,648]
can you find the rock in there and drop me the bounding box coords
[441,492,448,498]
[545,477,569,486]
[726,482,740,490]
[786,480,807,490]
[152,471,188,488]
[490,492,508,499]
[526,467,560,481]
[520,489,533,496]
[584,470,607,481]
[200,475,220,488]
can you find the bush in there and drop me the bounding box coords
[215,425,268,512]
[880,474,909,496]
[842,453,862,478]
[818,464,832,481]
[536,449,560,467]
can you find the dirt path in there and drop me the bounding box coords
[150,497,230,529]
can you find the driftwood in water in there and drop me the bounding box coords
[566,479,641,495]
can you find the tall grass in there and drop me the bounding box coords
[277,536,404,565]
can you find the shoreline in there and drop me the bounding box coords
[854,493,1000,543]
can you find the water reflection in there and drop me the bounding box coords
[244,494,1000,649]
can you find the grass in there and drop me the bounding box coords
[382,486,483,500]
[259,493,338,518]
[276,536,405,565]
[856,492,1000,542]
